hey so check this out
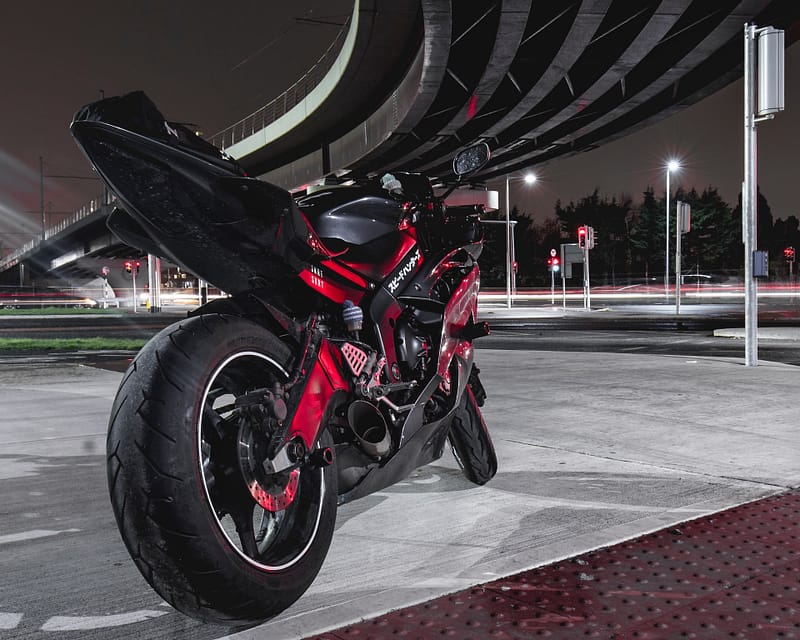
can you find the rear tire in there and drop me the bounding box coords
[107,313,337,624]
[448,368,497,485]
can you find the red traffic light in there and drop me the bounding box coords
[577,226,587,248]
[124,261,132,273]
[784,247,795,262]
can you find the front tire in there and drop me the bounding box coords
[107,314,337,624]
[448,368,497,485]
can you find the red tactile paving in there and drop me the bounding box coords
[306,491,800,639]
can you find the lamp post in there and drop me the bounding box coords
[665,160,679,299]
[504,172,536,308]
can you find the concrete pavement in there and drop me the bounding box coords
[0,325,798,639]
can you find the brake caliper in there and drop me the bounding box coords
[235,386,301,512]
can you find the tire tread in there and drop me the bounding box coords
[106,313,336,624]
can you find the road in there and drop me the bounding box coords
[481,325,800,366]
[0,313,175,340]
[1,304,799,639]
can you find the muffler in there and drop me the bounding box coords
[347,400,391,458]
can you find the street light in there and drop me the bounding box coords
[504,172,536,308]
[665,160,680,299]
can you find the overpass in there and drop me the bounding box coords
[217,0,800,188]
[3,0,799,290]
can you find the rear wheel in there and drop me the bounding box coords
[448,367,497,485]
[107,314,337,624]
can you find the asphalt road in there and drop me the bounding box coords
[2,305,799,639]
[3,305,800,365]
[481,326,800,366]
[2,345,798,640]
[0,312,178,340]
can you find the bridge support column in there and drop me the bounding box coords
[147,254,162,313]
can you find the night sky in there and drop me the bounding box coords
[2,2,798,253]
[0,1,350,251]
[507,42,800,224]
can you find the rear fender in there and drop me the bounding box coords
[190,290,305,345]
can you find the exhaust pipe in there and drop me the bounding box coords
[347,400,391,458]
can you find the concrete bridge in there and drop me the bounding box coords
[2,0,798,294]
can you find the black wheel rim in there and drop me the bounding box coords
[198,350,326,570]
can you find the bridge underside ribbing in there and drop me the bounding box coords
[221,0,800,190]
[3,0,800,285]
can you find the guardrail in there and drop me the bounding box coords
[0,193,114,270]
[210,16,350,151]
[1,17,352,271]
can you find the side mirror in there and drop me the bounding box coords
[452,142,490,178]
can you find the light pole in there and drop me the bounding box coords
[37,156,102,241]
[504,172,536,308]
[665,160,679,299]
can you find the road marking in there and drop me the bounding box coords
[0,613,23,629]
[0,529,81,545]
[40,610,169,631]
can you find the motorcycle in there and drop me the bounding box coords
[70,91,497,625]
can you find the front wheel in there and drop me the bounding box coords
[107,314,337,624]
[448,367,498,485]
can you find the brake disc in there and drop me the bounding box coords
[237,408,300,512]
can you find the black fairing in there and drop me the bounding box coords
[71,106,312,295]
[297,187,401,246]
[73,91,244,175]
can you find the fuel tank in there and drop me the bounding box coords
[297,186,417,282]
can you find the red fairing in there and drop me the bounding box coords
[288,340,350,448]
[322,259,369,289]
[299,266,365,304]
[437,264,480,377]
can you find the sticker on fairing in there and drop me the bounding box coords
[387,248,422,294]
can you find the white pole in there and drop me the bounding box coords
[585,244,591,309]
[505,176,512,309]
[676,203,682,315]
[147,254,162,313]
[561,247,567,309]
[744,23,758,366]
[511,222,518,295]
[665,169,670,300]
[131,269,137,314]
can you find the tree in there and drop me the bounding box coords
[629,187,665,279]
[731,187,774,274]
[476,207,506,287]
[770,215,800,278]
[676,186,740,273]
[555,190,631,284]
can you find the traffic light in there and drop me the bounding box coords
[578,225,596,249]
[784,246,795,262]
[547,255,560,272]
[134,260,141,274]
[577,226,587,248]
[124,261,132,273]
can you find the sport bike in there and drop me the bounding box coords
[71,91,497,625]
